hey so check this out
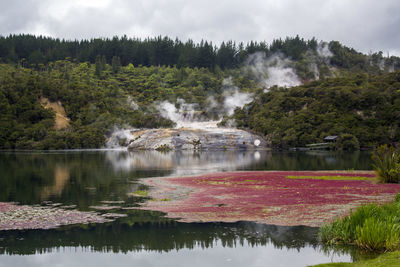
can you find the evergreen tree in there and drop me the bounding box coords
[111,56,121,73]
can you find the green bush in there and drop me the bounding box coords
[337,134,360,151]
[355,217,400,251]
[156,144,172,151]
[319,194,400,251]
[372,145,400,183]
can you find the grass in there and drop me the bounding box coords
[319,193,400,252]
[286,175,374,181]
[132,190,148,197]
[371,145,400,183]
[309,251,400,266]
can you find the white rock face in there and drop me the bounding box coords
[123,128,267,151]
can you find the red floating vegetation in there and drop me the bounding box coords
[137,171,400,227]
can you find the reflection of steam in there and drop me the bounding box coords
[41,165,70,200]
[105,150,268,176]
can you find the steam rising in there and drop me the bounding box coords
[127,96,139,110]
[108,49,337,144]
[222,77,253,115]
[245,52,301,90]
[106,127,135,149]
[317,42,333,59]
[156,99,222,129]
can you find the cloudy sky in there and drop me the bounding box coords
[1,0,399,55]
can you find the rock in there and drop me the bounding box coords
[126,128,267,151]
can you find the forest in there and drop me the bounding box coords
[1,34,399,72]
[228,72,400,149]
[0,34,399,150]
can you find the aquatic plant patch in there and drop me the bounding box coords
[0,202,113,231]
[286,175,374,181]
[136,171,400,227]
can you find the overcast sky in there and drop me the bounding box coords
[1,0,399,55]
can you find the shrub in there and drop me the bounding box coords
[371,145,400,183]
[319,193,400,251]
[156,144,172,151]
[355,217,400,251]
[336,134,360,151]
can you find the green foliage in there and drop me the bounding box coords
[309,251,400,267]
[0,61,236,149]
[372,145,400,183]
[132,190,148,197]
[1,35,400,150]
[232,72,400,149]
[336,134,360,151]
[156,144,172,151]
[1,34,399,73]
[285,175,372,181]
[355,217,400,251]
[319,194,400,251]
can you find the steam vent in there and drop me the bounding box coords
[119,128,267,151]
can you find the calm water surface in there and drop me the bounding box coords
[0,150,373,267]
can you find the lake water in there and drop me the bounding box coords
[0,150,373,267]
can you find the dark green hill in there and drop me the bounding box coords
[229,72,400,149]
[1,35,399,150]
[0,61,242,149]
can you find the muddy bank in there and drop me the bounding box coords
[136,171,400,227]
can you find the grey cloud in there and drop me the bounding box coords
[0,0,43,34]
[0,0,399,55]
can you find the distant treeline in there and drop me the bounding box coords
[1,34,399,72]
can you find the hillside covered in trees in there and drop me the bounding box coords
[0,34,399,150]
[228,72,400,149]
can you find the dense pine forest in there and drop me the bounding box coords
[0,34,399,150]
[1,34,400,72]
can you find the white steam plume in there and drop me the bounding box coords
[222,77,253,115]
[317,42,333,59]
[245,52,301,90]
[106,127,136,149]
[156,99,221,129]
[127,96,139,110]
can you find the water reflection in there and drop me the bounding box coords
[0,218,356,265]
[40,165,70,200]
[0,151,372,207]
[104,150,372,176]
[0,150,373,266]
[104,150,264,176]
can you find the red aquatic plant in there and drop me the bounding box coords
[137,171,400,227]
